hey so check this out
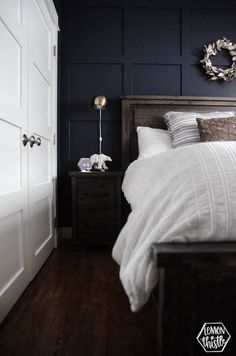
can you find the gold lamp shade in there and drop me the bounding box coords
[93,95,107,110]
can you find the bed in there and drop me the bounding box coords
[113,95,236,355]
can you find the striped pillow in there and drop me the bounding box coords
[164,111,236,148]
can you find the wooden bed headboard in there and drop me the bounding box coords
[122,95,236,170]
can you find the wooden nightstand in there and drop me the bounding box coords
[69,171,122,246]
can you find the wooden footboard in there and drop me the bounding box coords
[153,242,236,356]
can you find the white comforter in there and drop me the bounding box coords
[112,142,236,311]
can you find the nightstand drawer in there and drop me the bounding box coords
[78,179,115,207]
[78,210,115,240]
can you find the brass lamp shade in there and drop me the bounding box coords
[93,95,107,110]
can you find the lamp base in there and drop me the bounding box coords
[90,153,112,171]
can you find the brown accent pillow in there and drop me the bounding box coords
[196,117,236,142]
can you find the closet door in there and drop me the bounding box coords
[27,0,55,279]
[0,1,29,322]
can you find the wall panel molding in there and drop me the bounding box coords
[58,0,236,226]
[181,7,190,95]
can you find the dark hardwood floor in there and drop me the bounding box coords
[0,241,157,356]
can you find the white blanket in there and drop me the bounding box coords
[112,142,236,311]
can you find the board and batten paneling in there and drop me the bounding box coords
[58,0,236,227]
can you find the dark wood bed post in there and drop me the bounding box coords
[121,97,131,171]
[121,95,236,356]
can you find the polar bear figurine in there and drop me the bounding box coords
[90,154,112,170]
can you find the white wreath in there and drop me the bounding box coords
[200,37,236,82]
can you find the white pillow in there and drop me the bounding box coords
[164,111,236,148]
[137,126,172,159]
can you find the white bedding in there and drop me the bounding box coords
[112,142,236,312]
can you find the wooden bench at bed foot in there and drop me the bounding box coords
[153,242,236,356]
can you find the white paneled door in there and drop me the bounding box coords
[0,0,58,322]
[0,0,29,322]
[27,0,55,279]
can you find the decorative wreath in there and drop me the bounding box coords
[200,37,236,82]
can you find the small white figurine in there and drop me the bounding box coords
[90,154,112,171]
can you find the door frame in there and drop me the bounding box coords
[36,0,59,248]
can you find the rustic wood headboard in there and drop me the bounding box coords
[122,95,236,170]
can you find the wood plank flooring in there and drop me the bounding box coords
[0,241,157,356]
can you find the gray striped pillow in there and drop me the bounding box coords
[164,111,236,148]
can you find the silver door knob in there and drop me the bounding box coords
[35,137,41,146]
[29,135,36,147]
[22,134,29,146]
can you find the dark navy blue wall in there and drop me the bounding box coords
[58,0,236,227]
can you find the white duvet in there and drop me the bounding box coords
[112,142,236,311]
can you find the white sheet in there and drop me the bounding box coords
[112,142,236,311]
